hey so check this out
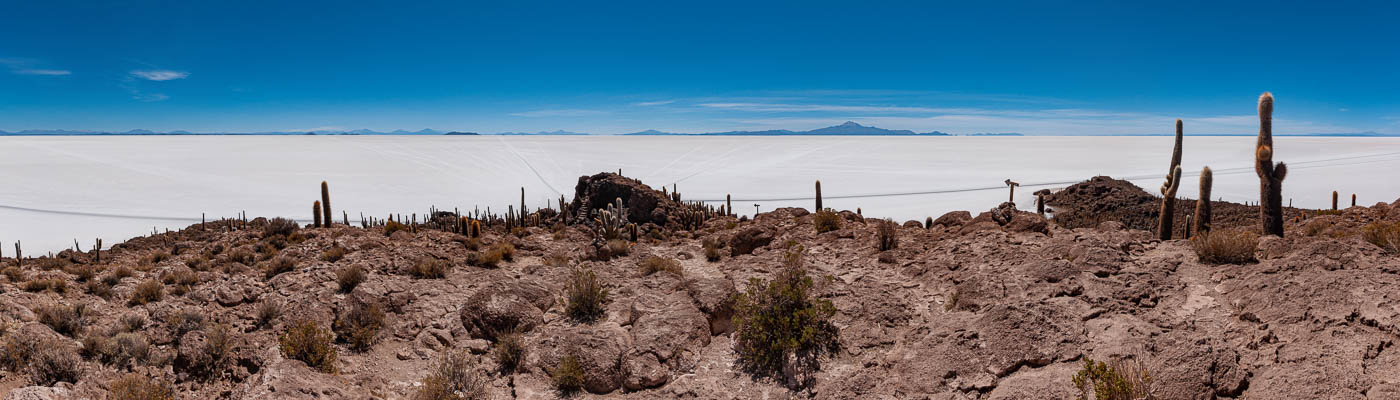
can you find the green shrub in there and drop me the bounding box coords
[279,319,337,373]
[1191,230,1258,264]
[551,354,584,395]
[1072,356,1154,400]
[412,349,485,400]
[732,244,839,387]
[410,259,450,279]
[264,256,297,280]
[813,209,843,233]
[334,300,385,352]
[36,303,90,337]
[564,268,609,323]
[639,255,682,276]
[1363,221,1400,253]
[128,280,164,306]
[108,373,175,400]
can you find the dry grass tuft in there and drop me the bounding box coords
[279,319,337,373]
[1191,230,1258,265]
[128,280,165,306]
[412,349,486,400]
[1363,221,1400,253]
[337,265,367,293]
[813,209,843,233]
[410,259,451,279]
[639,255,683,276]
[108,373,175,400]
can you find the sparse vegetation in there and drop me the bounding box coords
[413,349,486,400]
[264,256,297,280]
[29,342,83,385]
[564,267,609,323]
[410,258,451,279]
[24,278,67,293]
[703,238,722,262]
[551,354,585,395]
[493,331,525,374]
[108,373,175,400]
[384,220,410,236]
[190,323,234,378]
[227,248,256,265]
[255,300,282,328]
[639,255,682,276]
[36,303,90,337]
[279,319,337,373]
[263,217,301,238]
[129,280,165,306]
[167,308,207,338]
[1073,356,1154,400]
[1363,221,1400,253]
[732,244,839,388]
[334,300,385,352]
[814,209,842,233]
[321,245,349,262]
[337,265,367,292]
[1191,230,1258,264]
[876,218,898,251]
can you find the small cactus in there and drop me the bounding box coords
[925,216,934,230]
[321,181,332,227]
[313,201,323,228]
[1255,92,1288,236]
[1158,119,1184,240]
[1194,167,1213,235]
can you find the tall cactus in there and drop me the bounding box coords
[1352,194,1357,208]
[1158,119,1184,240]
[1332,191,1338,211]
[1255,92,1288,236]
[727,194,733,217]
[1194,166,1213,235]
[520,187,527,226]
[815,180,823,211]
[313,201,323,228]
[321,181,332,227]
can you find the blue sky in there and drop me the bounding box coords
[2,1,1397,135]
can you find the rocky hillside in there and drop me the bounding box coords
[0,174,1398,399]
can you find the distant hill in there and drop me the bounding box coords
[494,130,591,135]
[626,121,950,136]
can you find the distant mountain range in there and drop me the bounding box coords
[0,122,1389,137]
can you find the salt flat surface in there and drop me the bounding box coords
[2,135,1398,254]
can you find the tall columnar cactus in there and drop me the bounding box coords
[1352,194,1357,207]
[520,187,527,226]
[94,238,102,264]
[815,180,823,211]
[727,194,733,217]
[14,241,20,268]
[321,181,332,227]
[1255,92,1288,236]
[1158,119,1184,240]
[313,201,323,228]
[1332,191,1338,210]
[1194,166,1213,235]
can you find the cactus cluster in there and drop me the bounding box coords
[1158,120,1184,240]
[1255,93,1288,237]
[594,198,629,240]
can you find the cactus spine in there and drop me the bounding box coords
[1158,119,1184,240]
[1332,191,1338,210]
[313,201,323,228]
[1194,166,1213,235]
[815,180,823,211]
[321,181,332,227]
[1255,92,1288,236]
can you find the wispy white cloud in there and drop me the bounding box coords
[0,58,71,76]
[633,100,675,106]
[130,70,189,81]
[509,109,608,118]
[132,92,169,102]
[14,69,71,76]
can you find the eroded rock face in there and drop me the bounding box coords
[526,322,632,394]
[459,280,553,339]
[728,227,774,256]
[570,172,678,226]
